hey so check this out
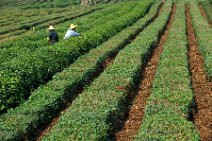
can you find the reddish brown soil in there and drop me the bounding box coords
[186,5,212,141]
[115,3,176,141]
[35,57,116,141]
[34,85,85,141]
[31,3,171,141]
[35,106,70,141]
[198,4,212,28]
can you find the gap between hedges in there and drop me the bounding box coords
[186,4,212,141]
[198,4,212,28]
[30,3,161,141]
[114,3,176,141]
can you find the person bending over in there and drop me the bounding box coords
[64,24,80,39]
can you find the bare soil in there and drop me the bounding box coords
[186,4,212,141]
[115,3,176,141]
[34,5,158,140]
[35,55,116,141]
[35,106,71,141]
[25,2,173,140]
[198,4,212,28]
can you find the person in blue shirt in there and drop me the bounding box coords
[64,24,80,39]
[48,25,59,45]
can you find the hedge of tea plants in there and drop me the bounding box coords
[134,1,200,140]
[189,0,212,81]
[41,1,173,140]
[0,0,157,140]
[0,0,152,113]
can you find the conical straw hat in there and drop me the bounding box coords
[48,25,55,30]
[69,24,77,29]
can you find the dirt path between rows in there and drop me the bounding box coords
[198,4,212,28]
[34,54,117,141]
[186,4,212,141]
[35,103,72,141]
[0,30,28,44]
[33,4,163,141]
[115,3,176,141]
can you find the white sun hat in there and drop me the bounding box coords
[48,25,55,30]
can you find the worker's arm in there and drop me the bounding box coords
[72,31,80,36]
[64,30,80,39]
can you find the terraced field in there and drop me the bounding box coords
[0,0,211,141]
[0,0,129,42]
[0,0,78,7]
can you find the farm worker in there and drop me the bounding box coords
[48,25,59,45]
[64,24,80,39]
